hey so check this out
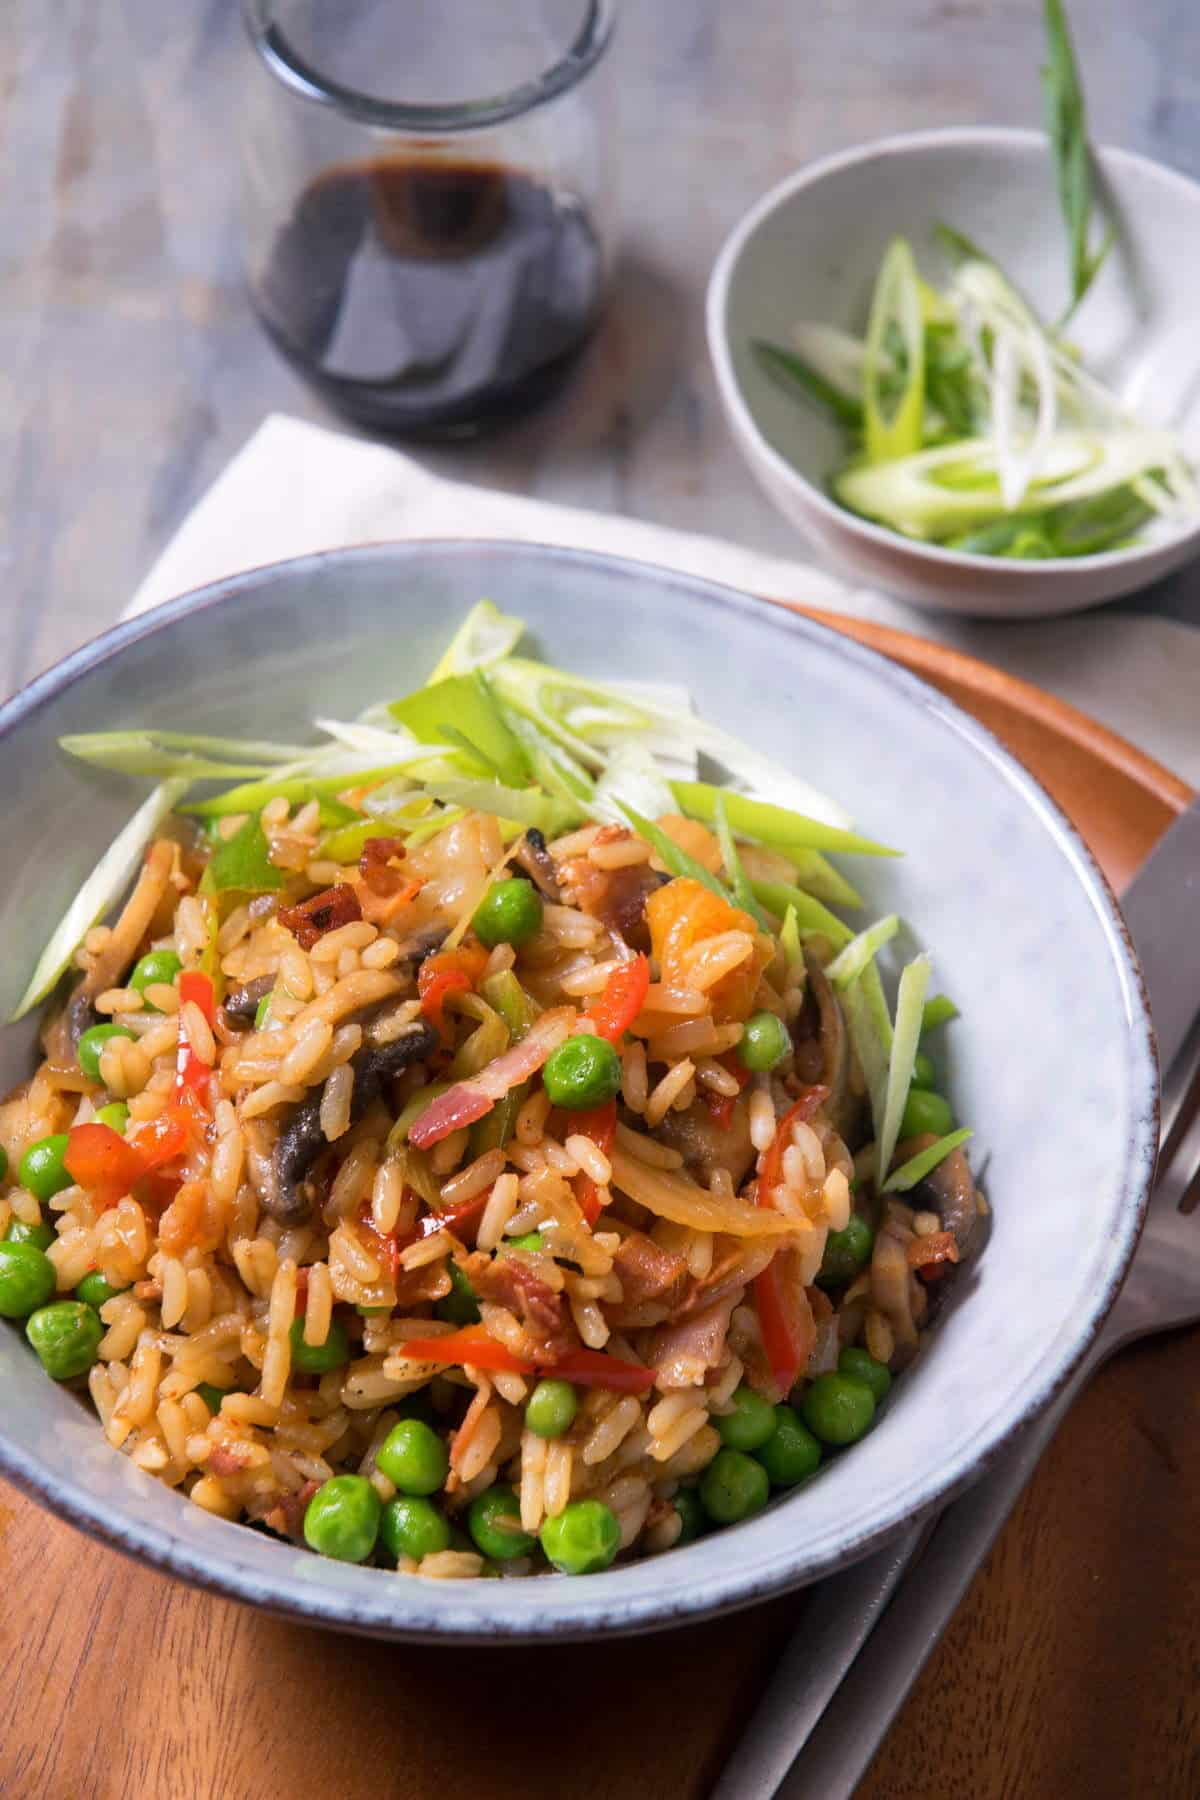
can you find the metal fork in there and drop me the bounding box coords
[715,1012,1200,1800]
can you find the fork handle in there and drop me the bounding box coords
[772,1362,1095,1799]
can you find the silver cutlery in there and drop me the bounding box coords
[714,794,1200,1800]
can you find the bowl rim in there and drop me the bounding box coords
[0,539,1159,1640]
[706,123,1200,579]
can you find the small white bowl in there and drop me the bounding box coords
[707,127,1200,619]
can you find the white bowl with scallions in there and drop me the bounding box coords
[707,127,1200,617]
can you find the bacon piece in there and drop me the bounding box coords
[641,1295,738,1390]
[359,836,407,897]
[464,1251,573,1361]
[278,884,362,949]
[607,1229,688,1327]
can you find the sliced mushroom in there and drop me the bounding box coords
[799,950,862,1145]
[654,1095,756,1190]
[221,975,274,1026]
[509,828,561,903]
[267,1018,438,1225]
[894,1133,979,1254]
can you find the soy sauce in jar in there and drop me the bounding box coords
[254,155,604,437]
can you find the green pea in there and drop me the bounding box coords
[288,1316,350,1374]
[76,1271,129,1310]
[542,1033,622,1110]
[673,1487,707,1544]
[471,878,543,949]
[837,1346,893,1403]
[4,1217,55,1252]
[525,1378,577,1440]
[816,1213,875,1288]
[434,1261,480,1326]
[129,949,183,1007]
[94,1102,130,1135]
[738,1010,791,1073]
[540,1498,621,1575]
[900,1087,954,1140]
[375,1418,449,1496]
[0,1241,56,1319]
[716,1384,778,1453]
[25,1301,103,1379]
[801,1373,876,1447]
[302,1474,382,1563]
[467,1486,536,1561]
[500,1231,544,1255]
[77,1024,137,1082]
[910,1051,937,1091]
[755,1406,822,1488]
[699,1448,770,1525]
[19,1134,73,1202]
[196,1383,229,1413]
[254,993,273,1031]
[379,1494,451,1563]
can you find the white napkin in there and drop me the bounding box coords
[126,413,1200,787]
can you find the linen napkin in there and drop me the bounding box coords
[125,413,1200,787]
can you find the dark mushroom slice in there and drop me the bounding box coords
[221,975,275,1027]
[507,828,562,903]
[893,1132,979,1254]
[267,1018,439,1225]
[391,924,450,967]
[795,949,863,1145]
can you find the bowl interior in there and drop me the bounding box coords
[721,130,1200,514]
[0,542,1155,1639]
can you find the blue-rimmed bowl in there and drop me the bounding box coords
[0,541,1156,1640]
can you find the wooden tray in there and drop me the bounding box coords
[0,618,1192,1800]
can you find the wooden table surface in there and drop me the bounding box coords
[3,4,1200,1796]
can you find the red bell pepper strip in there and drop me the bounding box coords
[751,1083,829,1399]
[418,945,489,1042]
[757,1085,830,1197]
[569,1099,617,1226]
[175,970,217,1106]
[548,1347,656,1394]
[64,1124,147,1203]
[752,1261,816,1403]
[64,1109,196,1211]
[398,1325,533,1375]
[581,953,649,1043]
[394,1327,657,1393]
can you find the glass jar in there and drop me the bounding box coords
[240,0,617,438]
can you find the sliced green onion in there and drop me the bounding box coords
[199,814,283,896]
[770,848,863,910]
[419,777,574,837]
[751,339,864,429]
[778,904,803,988]
[11,777,190,1021]
[388,673,530,790]
[712,795,773,930]
[863,239,926,464]
[824,914,900,988]
[749,879,853,949]
[58,730,307,779]
[883,1127,974,1193]
[875,955,932,1183]
[840,973,892,1151]
[183,766,418,820]
[620,805,737,906]
[427,600,525,682]
[592,741,675,829]
[669,782,897,858]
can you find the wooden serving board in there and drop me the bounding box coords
[0,616,1193,1800]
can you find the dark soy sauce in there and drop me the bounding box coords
[254,156,603,436]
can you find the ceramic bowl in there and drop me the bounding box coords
[707,127,1200,618]
[0,542,1156,1639]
